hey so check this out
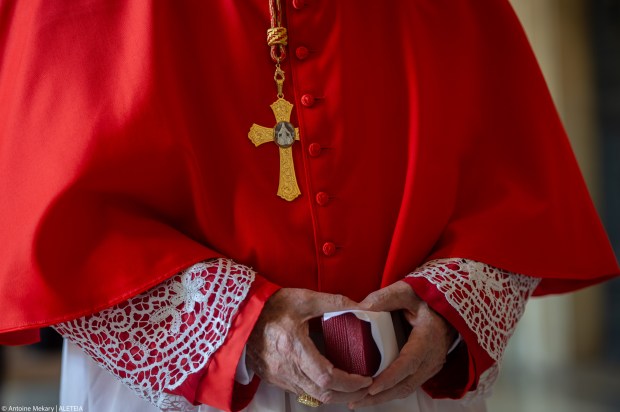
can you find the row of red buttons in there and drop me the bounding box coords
[292,0,336,258]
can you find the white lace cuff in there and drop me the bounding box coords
[407,258,540,397]
[54,258,255,411]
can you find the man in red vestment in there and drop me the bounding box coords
[0,1,618,411]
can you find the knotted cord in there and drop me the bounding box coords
[268,0,288,62]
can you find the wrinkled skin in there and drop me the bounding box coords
[351,281,457,409]
[246,281,456,408]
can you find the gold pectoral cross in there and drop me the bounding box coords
[248,98,301,201]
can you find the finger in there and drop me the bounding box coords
[349,371,427,409]
[367,325,428,395]
[291,340,371,404]
[359,281,417,312]
[299,384,369,405]
[297,332,373,393]
[301,291,360,319]
[322,387,369,405]
[263,349,343,402]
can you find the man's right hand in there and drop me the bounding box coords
[246,288,373,405]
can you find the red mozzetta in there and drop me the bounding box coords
[0,0,618,406]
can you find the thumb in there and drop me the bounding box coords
[303,290,361,318]
[360,281,417,312]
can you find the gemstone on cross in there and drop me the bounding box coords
[248,98,301,201]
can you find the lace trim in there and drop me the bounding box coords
[55,259,255,411]
[407,258,540,362]
[407,258,540,399]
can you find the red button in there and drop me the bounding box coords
[295,46,310,60]
[316,192,330,206]
[301,94,315,107]
[292,0,306,10]
[322,242,336,257]
[308,143,322,157]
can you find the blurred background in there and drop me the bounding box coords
[0,1,619,411]
[490,0,620,411]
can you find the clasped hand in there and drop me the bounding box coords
[246,281,456,408]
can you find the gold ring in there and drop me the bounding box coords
[297,393,322,407]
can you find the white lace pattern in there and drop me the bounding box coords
[407,258,540,398]
[55,259,255,411]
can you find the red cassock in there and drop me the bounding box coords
[0,0,618,409]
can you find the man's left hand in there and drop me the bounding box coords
[349,281,457,409]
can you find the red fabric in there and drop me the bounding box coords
[52,259,261,409]
[0,0,617,395]
[403,276,493,398]
[0,330,41,346]
[191,277,280,412]
[322,313,381,377]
